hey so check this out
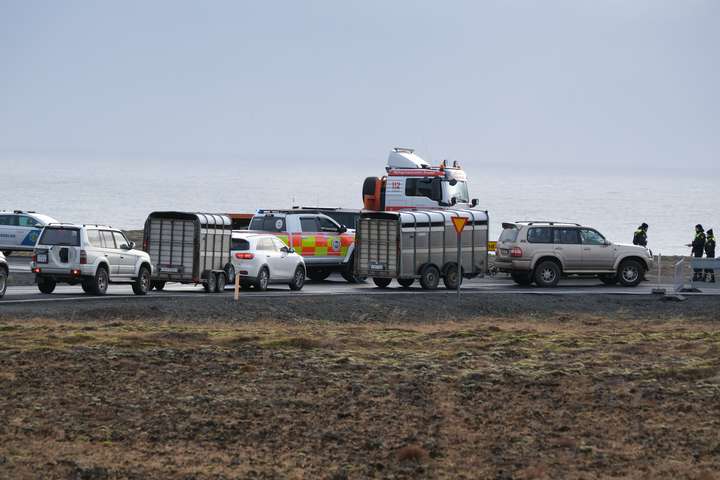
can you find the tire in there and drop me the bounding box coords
[289,266,305,291]
[151,281,166,291]
[397,278,414,288]
[442,263,463,290]
[37,277,56,294]
[511,273,533,286]
[533,260,560,288]
[224,264,235,285]
[255,267,269,291]
[618,260,643,287]
[214,273,226,293]
[90,267,109,295]
[0,268,7,298]
[419,265,440,290]
[204,272,217,293]
[599,274,617,286]
[308,269,331,282]
[372,277,392,288]
[132,266,151,295]
[81,279,92,293]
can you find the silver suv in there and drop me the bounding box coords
[0,252,7,298]
[495,221,653,287]
[30,224,153,295]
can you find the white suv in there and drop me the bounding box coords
[0,252,7,298]
[0,210,59,255]
[31,224,153,295]
[231,232,306,291]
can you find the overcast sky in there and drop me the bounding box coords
[1,0,718,172]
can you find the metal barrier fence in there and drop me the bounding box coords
[675,258,720,292]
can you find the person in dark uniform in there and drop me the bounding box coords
[705,229,716,283]
[633,223,648,247]
[688,224,706,281]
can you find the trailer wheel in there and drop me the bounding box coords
[204,272,217,293]
[397,278,414,288]
[214,272,226,293]
[372,277,392,288]
[442,263,463,290]
[151,281,166,291]
[419,265,440,290]
[308,269,331,282]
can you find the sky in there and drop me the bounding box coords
[1,0,718,173]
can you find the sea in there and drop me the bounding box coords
[1,160,716,256]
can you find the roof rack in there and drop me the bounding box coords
[83,224,113,228]
[515,221,582,226]
[46,222,78,227]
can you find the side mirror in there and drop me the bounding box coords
[339,226,347,233]
[288,247,296,254]
[129,241,136,250]
[471,198,479,207]
[604,240,612,246]
[450,197,457,206]
[281,246,290,253]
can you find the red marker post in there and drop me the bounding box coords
[451,216,468,301]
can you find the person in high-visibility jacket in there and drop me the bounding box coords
[632,223,648,247]
[688,224,706,281]
[705,229,716,283]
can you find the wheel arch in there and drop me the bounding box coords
[531,255,563,273]
[615,255,649,271]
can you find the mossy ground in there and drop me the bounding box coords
[1,313,719,479]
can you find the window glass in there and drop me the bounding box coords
[405,178,434,198]
[113,231,129,249]
[447,181,469,204]
[554,228,580,244]
[231,238,250,251]
[249,216,286,232]
[300,218,318,232]
[18,216,39,227]
[527,227,553,243]
[100,231,116,249]
[39,228,80,246]
[86,230,101,247]
[0,215,12,226]
[258,238,276,251]
[580,229,606,245]
[499,228,519,243]
[318,216,339,232]
[272,237,287,250]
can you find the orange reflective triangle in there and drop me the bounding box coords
[451,216,467,234]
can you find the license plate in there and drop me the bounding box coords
[160,266,180,273]
[37,254,48,263]
[369,262,385,270]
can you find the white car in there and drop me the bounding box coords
[30,224,153,295]
[0,210,58,255]
[0,252,7,298]
[231,232,305,291]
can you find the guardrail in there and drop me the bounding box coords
[674,257,719,292]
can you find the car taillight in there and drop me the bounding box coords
[235,252,254,260]
[511,247,523,257]
[31,253,37,262]
[143,239,148,251]
[80,250,87,264]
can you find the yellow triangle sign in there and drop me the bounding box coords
[451,216,467,234]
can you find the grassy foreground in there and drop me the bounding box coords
[1,314,719,479]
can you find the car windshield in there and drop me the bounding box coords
[446,180,469,204]
[39,228,80,246]
[231,238,250,251]
[499,228,519,243]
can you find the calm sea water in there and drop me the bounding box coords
[1,161,716,256]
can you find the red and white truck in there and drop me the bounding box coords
[362,148,478,212]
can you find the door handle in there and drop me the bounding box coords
[583,248,591,251]
[555,247,563,251]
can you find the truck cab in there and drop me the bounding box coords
[363,148,478,211]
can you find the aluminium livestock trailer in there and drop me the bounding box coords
[143,212,234,293]
[354,209,489,289]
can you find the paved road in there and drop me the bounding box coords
[3,256,718,305]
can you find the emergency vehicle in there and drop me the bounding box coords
[362,148,478,211]
[248,210,362,283]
